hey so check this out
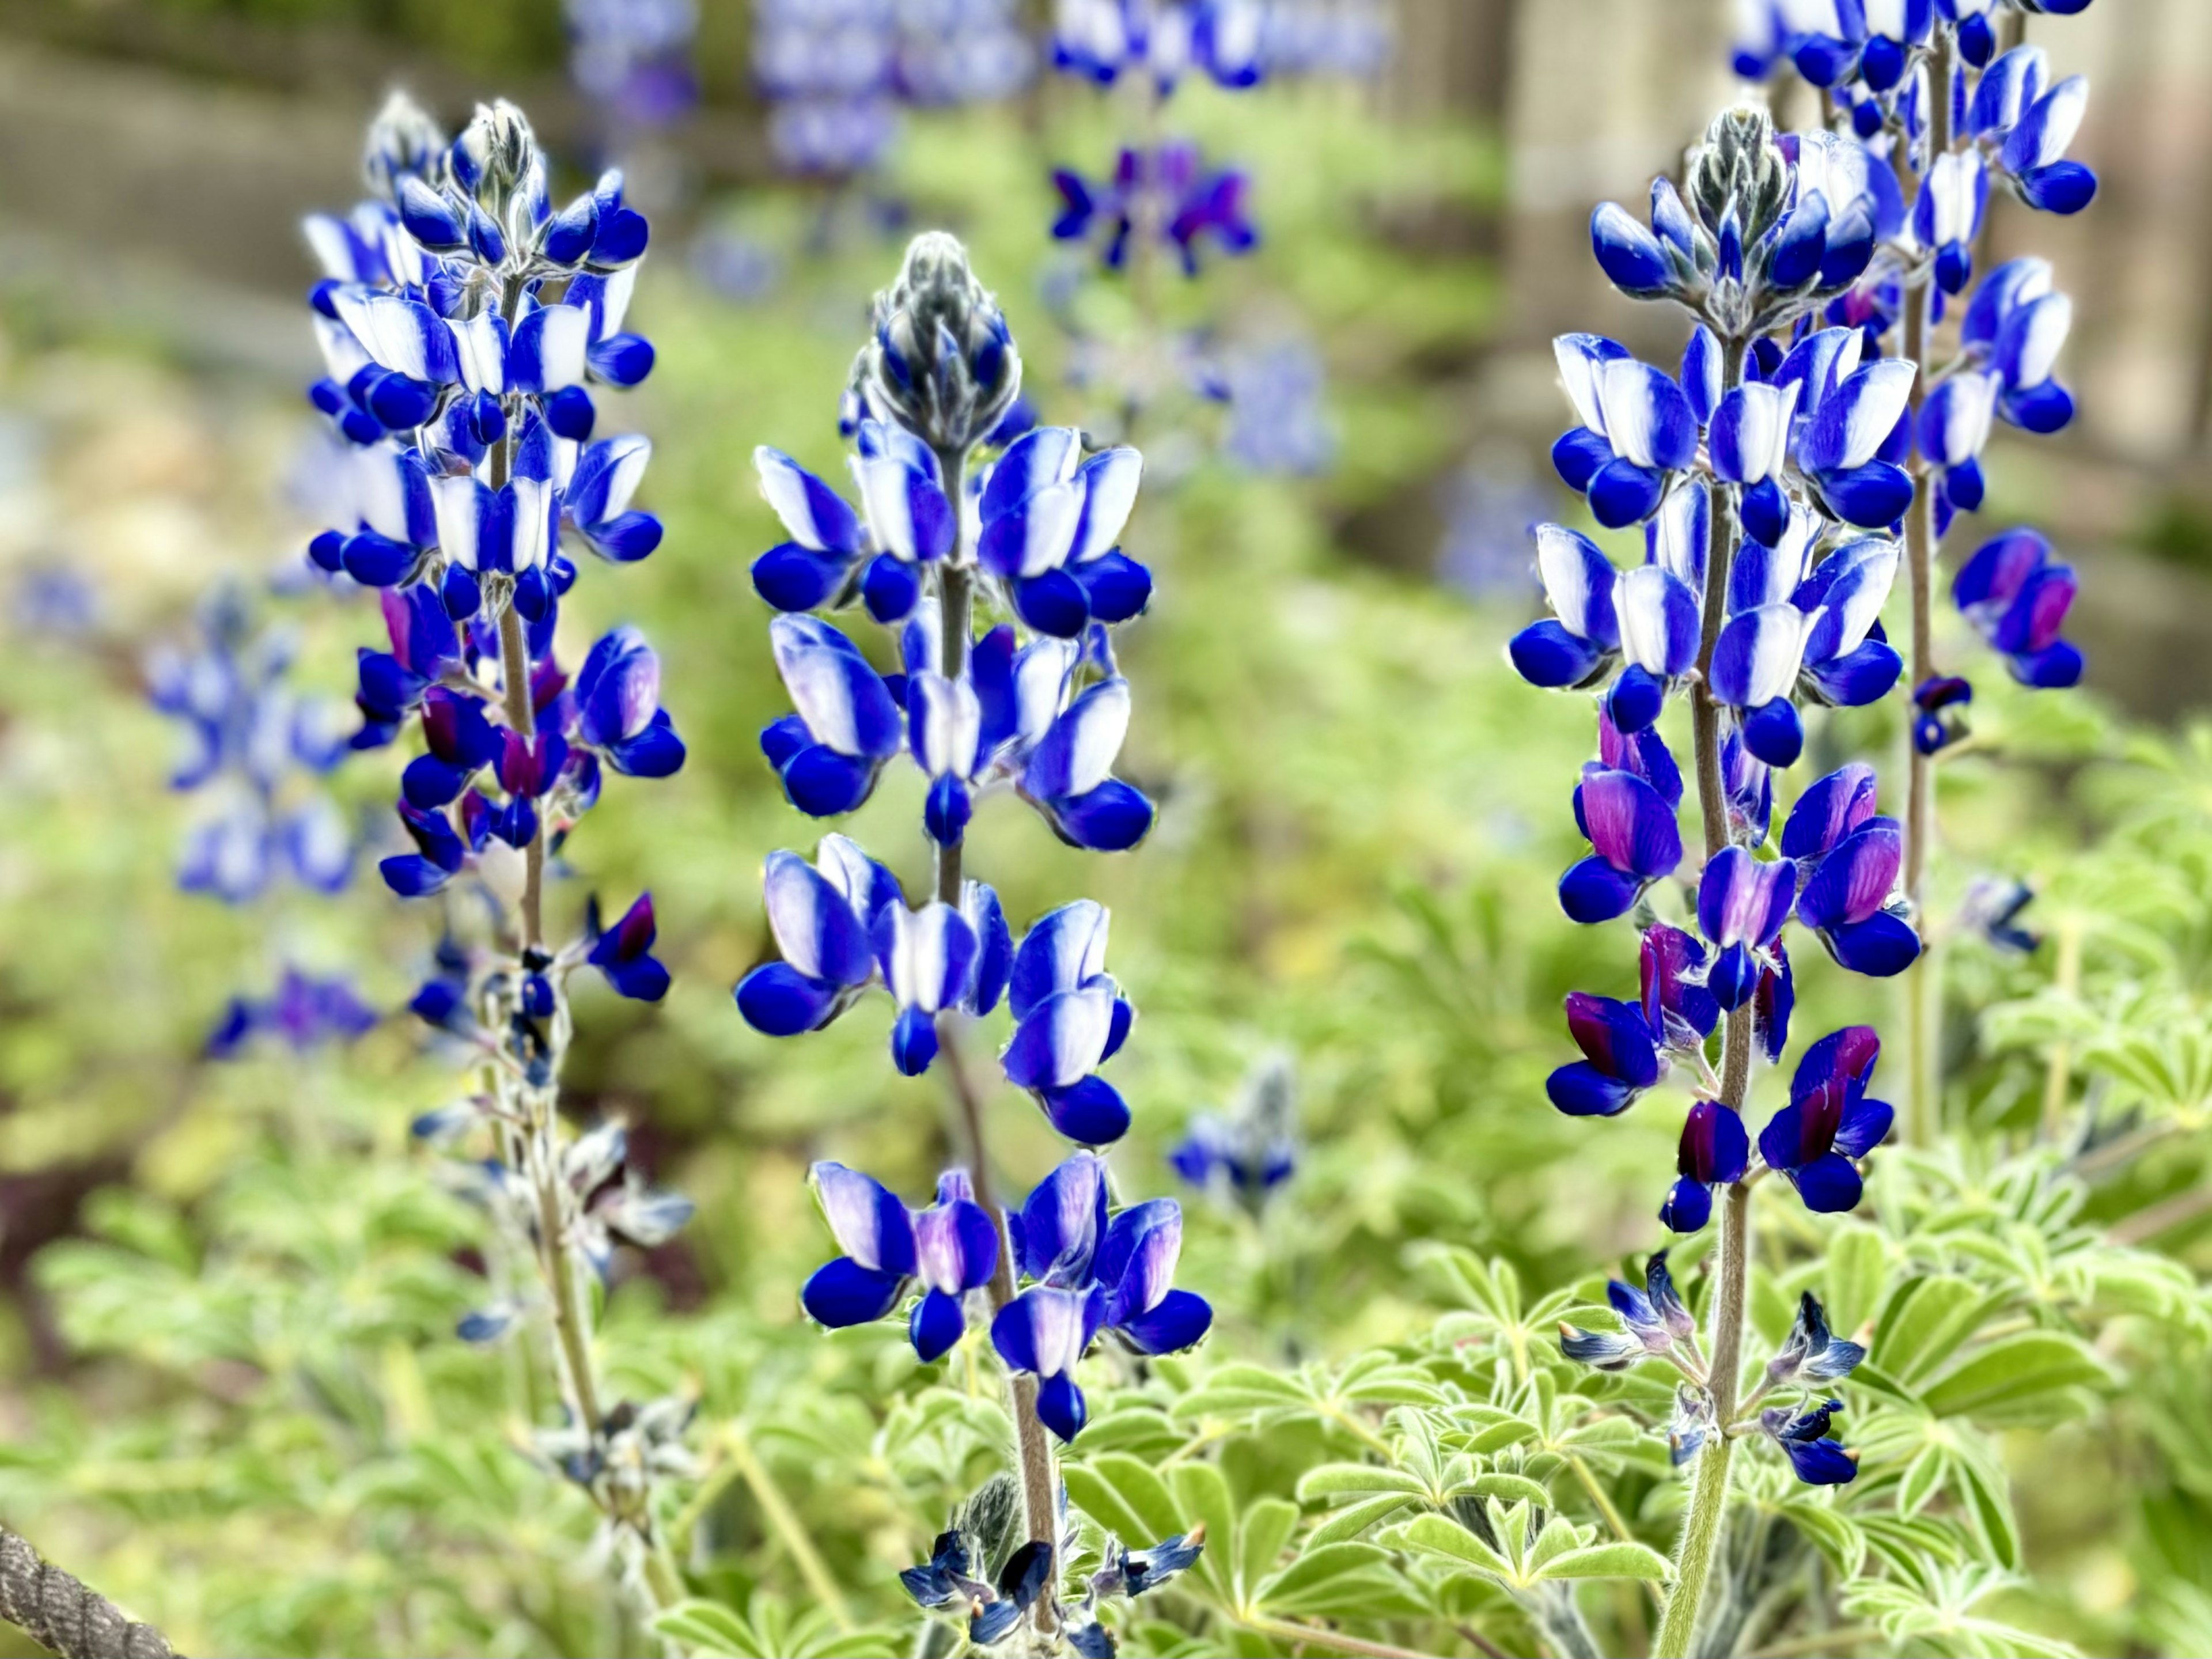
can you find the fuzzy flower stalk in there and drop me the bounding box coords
[736,232,1210,1652]
[1734,1,2098,1136]
[300,91,695,1611]
[1519,100,1942,1653]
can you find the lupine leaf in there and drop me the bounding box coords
[1393,1513,1513,1579]
[1063,1452,1186,1548]
[1919,1331,2112,1422]
[1297,1463,1429,1499]
[1775,1495,1866,1577]
[1238,1497,1300,1602]
[1468,1472,1552,1507]
[1823,1221,1889,1333]
[1531,1541,1672,1581]
[1876,1275,2003,1383]
[1170,1461,1239,1603]
[1256,1542,1428,1619]
[1307,1494,1417,1546]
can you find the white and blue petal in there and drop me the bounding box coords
[809,1161,918,1276]
[1021,677,1130,802]
[1597,359,1699,471]
[1613,566,1701,679]
[1711,603,1815,709]
[762,849,876,987]
[1009,899,1111,1021]
[1534,524,1619,647]
[755,446,862,554]
[770,615,902,760]
[1553,333,1631,434]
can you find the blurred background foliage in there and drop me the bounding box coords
[0,2,2206,1656]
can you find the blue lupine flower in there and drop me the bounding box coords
[1779,327,1916,529]
[733,835,899,1033]
[1548,334,1702,528]
[752,422,956,622]
[206,967,379,1059]
[1959,257,2075,434]
[381,790,531,901]
[1760,1397,1859,1485]
[977,425,1147,637]
[1560,759,1684,925]
[760,615,905,815]
[873,899,980,1075]
[1953,527,2083,687]
[1669,1385,1714,1466]
[565,1117,695,1279]
[991,1171,1212,1441]
[1758,1025,1895,1212]
[1911,673,1973,754]
[1642,922,1720,1051]
[1722,726,1776,845]
[899,0,1036,105]
[1767,0,1932,90]
[1547,991,1665,1118]
[569,624,686,778]
[801,1162,1001,1361]
[1559,1249,1698,1369]
[1970,44,2098,214]
[900,1528,992,1611]
[1001,900,1137,1143]
[967,1544,1056,1648]
[1912,149,1989,295]
[1169,1051,1297,1214]
[1090,1529,1207,1599]
[1017,665,1158,853]
[1783,765,1921,975]
[753,0,899,174]
[149,591,358,902]
[1916,370,1998,532]
[1052,142,1258,276]
[585,892,670,1001]
[354,584,464,747]
[1767,1289,1868,1385]
[1661,1099,1751,1233]
[1699,847,1796,1009]
[1961,877,2040,953]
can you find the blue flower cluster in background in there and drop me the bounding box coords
[753,0,1033,177]
[149,586,356,906]
[566,0,699,135]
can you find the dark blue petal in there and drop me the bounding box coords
[801,1257,907,1327]
[891,1005,941,1077]
[1039,1076,1132,1146]
[1588,459,1665,529]
[1660,1177,1713,1233]
[1118,1287,1213,1355]
[1508,621,1607,690]
[1824,912,1922,977]
[1604,665,1667,734]
[1813,461,1914,529]
[1074,551,1153,624]
[1551,427,1614,493]
[1559,856,1642,925]
[909,1287,966,1362]
[1044,780,1155,853]
[1036,1373,1088,1442]
[781,747,878,816]
[753,544,852,612]
[1791,1152,1866,1213]
[1547,1060,1638,1118]
[1013,569,1092,638]
[2019,161,2096,215]
[734,963,840,1036]
[1744,698,1805,768]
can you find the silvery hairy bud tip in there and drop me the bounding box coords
[854,232,1023,460]
[1688,104,1790,244]
[363,90,446,200]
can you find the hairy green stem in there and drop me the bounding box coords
[1658,330,1756,1659]
[1233,1613,1435,1659]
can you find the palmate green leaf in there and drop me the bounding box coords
[1256,1541,1429,1619]
[1170,1362,1313,1418]
[1171,1461,1240,1604]
[652,1598,893,1659]
[1467,1472,1552,1507]
[1897,1442,1950,1517]
[1237,1497,1300,1601]
[1774,1494,1866,1577]
[1529,1542,1672,1582]
[1875,1275,2006,1385]
[1824,1221,1891,1334]
[1919,1331,2113,1422]
[1297,1463,1430,1500]
[1063,1453,1188,1553]
[1306,1493,1417,1546]
[1953,1442,2023,1570]
[1392,1512,1512,1578]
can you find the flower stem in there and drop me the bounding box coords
[1233,1613,1437,1659]
[719,1421,852,1630]
[1900,26,1953,1146]
[927,448,1060,1633]
[1658,331,1756,1659]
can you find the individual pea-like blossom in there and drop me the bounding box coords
[1170,1050,1297,1214]
[990,1154,1213,1441]
[1966,43,2099,215]
[1051,142,1258,276]
[1559,725,1684,925]
[1911,673,1973,755]
[1662,1100,1752,1233]
[1558,1250,1698,1369]
[1960,876,2040,953]
[1759,1025,1896,1212]
[1952,527,2082,688]
[206,966,378,1059]
[1768,1289,1870,1385]
[149,588,357,904]
[1782,764,1922,976]
[1762,1397,1859,1484]
[800,1162,1002,1361]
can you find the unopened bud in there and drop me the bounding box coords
[853,232,1023,459]
[363,89,446,200]
[1688,104,1789,246]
